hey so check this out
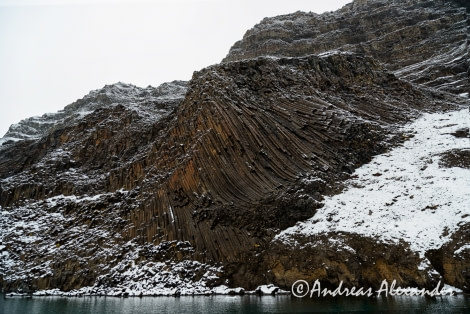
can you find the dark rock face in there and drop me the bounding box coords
[224,0,469,95]
[426,223,470,291]
[438,148,470,168]
[1,0,469,294]
[0,81,191,293]
[266,233,434,292]
[129,53,448,261]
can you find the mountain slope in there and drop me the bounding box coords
[271,109,470,291]
[1,0,469,294]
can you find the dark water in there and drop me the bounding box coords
[1,295,469,314]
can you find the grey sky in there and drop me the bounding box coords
[0,0,352,137]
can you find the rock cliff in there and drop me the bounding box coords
[1,0,469,294]
[224,0,469,95]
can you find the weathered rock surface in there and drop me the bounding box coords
[224,0,469,95]
[426,223,470,291]
[1,0,469,294]
[266,233,434,292]
[2,81,187,142]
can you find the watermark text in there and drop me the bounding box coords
[291,280,454,298]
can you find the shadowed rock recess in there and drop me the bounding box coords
[0,0,469,294]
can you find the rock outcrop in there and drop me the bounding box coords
[224,0,469,95]
[1,0,469,294]
[2,81,187,142]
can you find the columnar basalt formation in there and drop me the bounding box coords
[1,0,469,294]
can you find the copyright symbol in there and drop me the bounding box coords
[291,280,309,298]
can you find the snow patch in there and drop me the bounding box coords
[168,204,175,224]
[454,244,470,257]
[276,109,470,257]
[254,284,289,295]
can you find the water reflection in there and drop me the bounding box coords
[2,295,469,313]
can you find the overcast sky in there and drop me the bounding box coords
[0,0,352,137]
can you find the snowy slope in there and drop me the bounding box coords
[276,108,470,257]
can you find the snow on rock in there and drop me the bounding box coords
[0,204,71,282]
[211,285,246,295]
[0,137,22,147]
[1,81,187,141]
[0,192,225,296]
[454,244,470,257]
[254,284,286,295]
[443,284,464,295]
[276,109,470,257]
[64,258,224,297]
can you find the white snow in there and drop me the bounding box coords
[317,50,353,57]
[0,206,69,281]
[1,81,187,144]
[255,284,287,295]
[45,193,108,207]
[0,189,229,296]
[168,204,175,223]
[394,43,468,92]
[443,284,464,294]
[276,109,470,257]
[454,244,470,257]
[211,285,245,295]
[0,137,22,146]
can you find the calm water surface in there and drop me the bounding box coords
[2,295,469,314]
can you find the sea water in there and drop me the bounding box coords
[2,295,469,314]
